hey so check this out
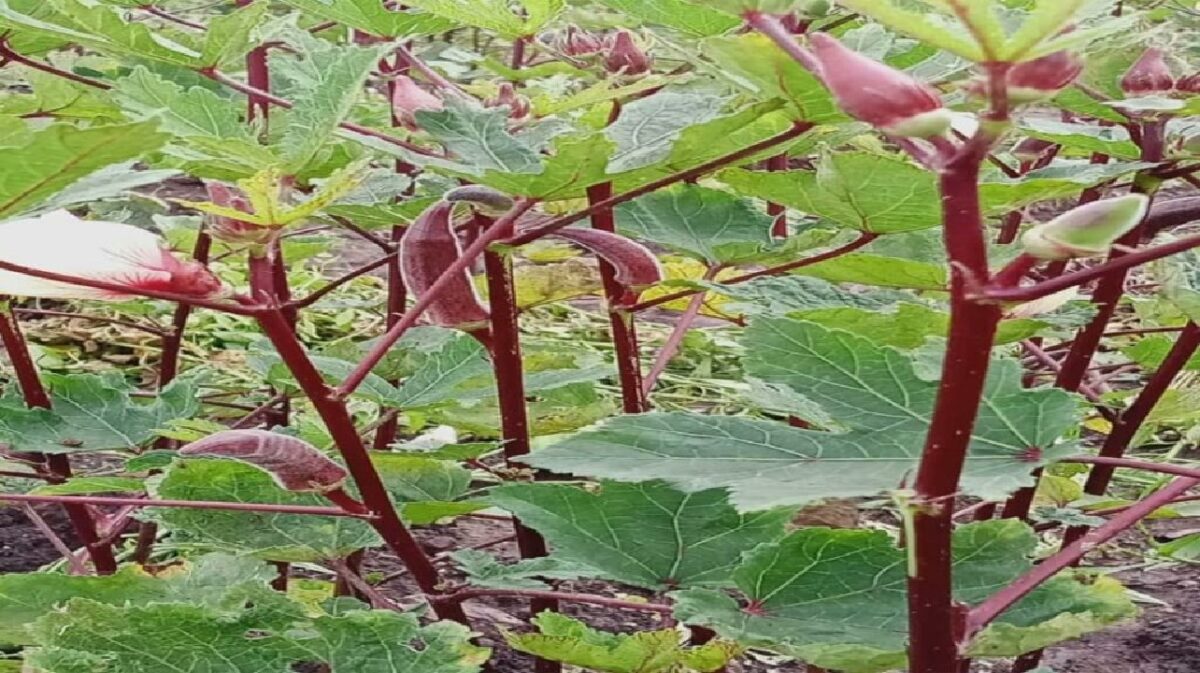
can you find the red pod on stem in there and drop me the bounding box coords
[1121,48,1174,95]
[550,227,663,293]
[391,74,444,130]
[486,82,532,121]
[1008,51,1084,103]
[180,429,349,493]
[399,201,490,329]
[808,33,951,138]
[603,30,652,76]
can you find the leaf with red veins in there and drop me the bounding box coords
[0,210,225,300]
[179,429,349,493]
[551,227,664,290]
[399,200,490,329]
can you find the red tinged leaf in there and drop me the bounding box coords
[1121,48,1174,95]
[179,429,349,493]
[399,200,490,329]
[808,33,950,138]
[551,227,663,290]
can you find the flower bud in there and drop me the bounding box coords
[205,182,274,245]
[1021,194,1149,260]
[809,34,951,138]
[603,30,652,76]
[1011,137,1056,163]
[1177,72,1200,95]
[1121,48,1174,96]
[485,82,531,121]
[391,74,444,130]
[555,26,603,57]
[1007,51,1084,103]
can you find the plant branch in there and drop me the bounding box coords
[1059,455,1200,480]
[287,253,394,309]
[138,5,207,30]
[0,40,112,90]
[22,503,89,574]
[641,265,721,395]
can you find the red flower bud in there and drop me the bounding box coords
[485,82,532,121]
[391,75,444,130]
[1121,48,1174,96]
[808,33,951,138]
[1012,137,1056,163]
[556,26,603,57]
[399,201,489,330]
[1007,51,1084,103]
[603,30,652,76]
[1177,72,1200,95]
[204,182,274,245]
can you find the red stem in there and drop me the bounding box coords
[966,475,1199,635]
[373,224,409,450]
[587,181,648,412]
[641,265,720,395]
[1059,455,1200,480]
[628,232,877,313]
[139,5,207,31]
[245,45,271,128]
[0,492,369,517]
[0,306,117,574]
[288,254,394,309]
[0,40,112,90]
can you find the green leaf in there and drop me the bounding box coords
[0,0,202,67]
[1017,119,1141,160]
[33,162,180,214]
[112,68,251,141]
[488,481,791,590]
[199,0,267,69]
[597,0,738,34]
[674,520,1134,673]
[701,34,841,123]
[398,0,549,38]
[277,0,455,37]
[0,373,199,455]
[1156,247,1200,324]
[373,454,473,503]
[27,591,487,673]
[0,120,168,217]
[416,98,543,175]
[279,44,384,172]
[150,458,379,562]
[452,549,599,590]
[1122,335,1200,372]
[507,612,740,673]
[1002,0,1086,60]
[605,90,727,174]
[30,476,145,496]
[391,334,494,408]
[796,251,948,291]
[616,184,775,265]
[0,554,274,646]
[527,320,1082,510]
[833,0,984,61]
[721,152,941,234]
[980,161,1154,215]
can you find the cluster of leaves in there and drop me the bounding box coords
[0,1,1197,673]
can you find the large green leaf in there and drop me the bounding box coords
[1017,119,1141,160]
[616,183,776,265]
[980,161,1154,214]
[720,152,940,234]
[673,520,1134,673]
[399,0,560,38]
[507,612,739,673]
[701,34,841,124]
[0,554,273,645]
[1156,248,1200,324]
[278,0,455,37]
[26,589,486,673]
[595,0,739,35]
[0,0,202,67]
[605,89,727,174]
[833,0,984,61]
[199,1,267,69]
[0,373,199,455]
[488,481,791,590]
[149,458,379,562]
[452,549,599,590]
[527,320,1082,510]
[416,99,544,175]
[0,121,168,217]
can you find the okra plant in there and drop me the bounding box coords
[0,1,1197,672]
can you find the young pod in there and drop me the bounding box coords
[485,82,532,121]
[808,33,951,138]
[399,200,490,329]
[555,26,604,57]
[1121,48,1174,96]
[603,30,652,76]
[1007,51,1084,103]
[180,429,348,493]
[0,210,224,300]
[1021,194,1150,260]
[205,181,274,245]
[1177,72,1200,95]
[550,227,663,291]
[392,74,444,130]
[444,185,515,216]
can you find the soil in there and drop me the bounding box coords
[0,504,78,573]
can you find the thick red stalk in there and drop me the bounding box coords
[587,182,648,412]
[246,254,466,623]
[372,224,408,450]
[159,230,213,388]
[246,45,271,128]
[908,154,1003,673]
[967,475,1199,635]
[0,492,372,517]
[0,306,117,574]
